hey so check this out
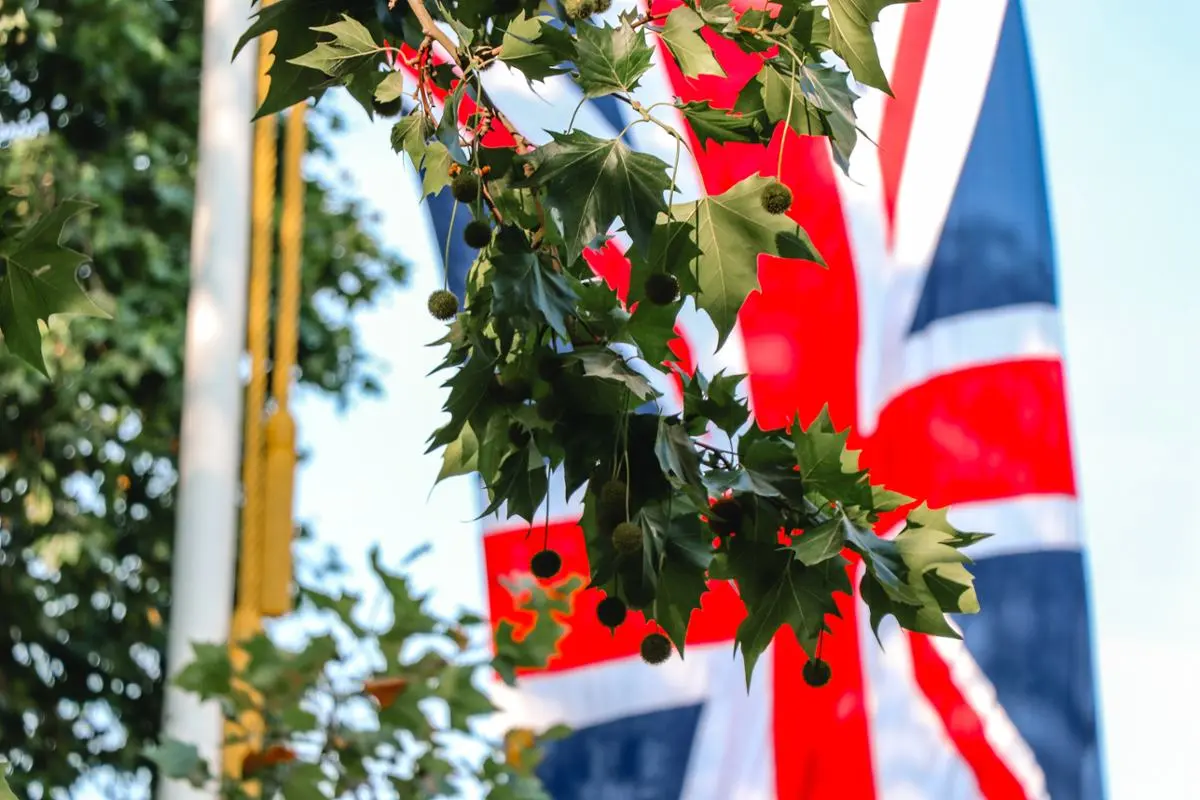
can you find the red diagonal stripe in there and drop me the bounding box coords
[907,633,1030,799]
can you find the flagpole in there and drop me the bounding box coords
[158,0,255,794]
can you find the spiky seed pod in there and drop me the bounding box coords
[596,595,628,628]
[643,272,680,305]
[802,658,833,688]
[536,394,562,421]
[463,220,492,249]
[598,480,627,524]
[372,96,404,118]
[427,289,459,321]
[612,521,643,556]
[450,170,481,203]
[707,497,743,537]
[594,0,613,11]
[640,632,672,665]
[530,549,562,580]
[760,180,793,215]
[563,0,595,19]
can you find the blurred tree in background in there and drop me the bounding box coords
[0,0,406,795]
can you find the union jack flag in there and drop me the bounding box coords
[410,0,1104,796]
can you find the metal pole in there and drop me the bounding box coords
[158,0,255,793]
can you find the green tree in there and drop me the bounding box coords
[0,0,405,795]
[237,0,986,693]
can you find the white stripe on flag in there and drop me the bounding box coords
[487,643,775,799]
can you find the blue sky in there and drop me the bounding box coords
[292,1,1200,796]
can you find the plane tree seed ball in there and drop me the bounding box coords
[530,549,562,580]
[640,632,672,665]
[598,480,627,522]
[760,180,793,215]
[644,272,680,305]
[450,170,481,203]
[463,220,492,248]
[803,658,833,687]
[596,596,627,628]
[612,521,643,556]
[707,497,743,537]
[427,289,458,321]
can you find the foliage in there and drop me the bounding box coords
[150,547,563,799]
[0,0,405,794]
[236,0,987,689]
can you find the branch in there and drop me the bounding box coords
[404,0,461,65]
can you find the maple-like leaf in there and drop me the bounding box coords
[524,130,672,260]
[826,0,916,94]
[659,6,726,79]
[672,175,821,347]
[574,19,654,97]
[0,200,105,375]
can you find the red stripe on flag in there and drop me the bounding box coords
[878,0,941,242]
[483,524,745,677]
[907,633,1030,799]
[863,359,1077,507]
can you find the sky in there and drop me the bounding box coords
[290,1,1200,797]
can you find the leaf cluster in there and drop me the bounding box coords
[235,0,985,685]
[151,546,564,798]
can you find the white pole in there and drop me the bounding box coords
[158,0,254,795]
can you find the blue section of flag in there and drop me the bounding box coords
[958,550,1105,800]
[909,0,1057,335]
[536,703,703,799]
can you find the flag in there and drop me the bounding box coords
[412,0,1104,796]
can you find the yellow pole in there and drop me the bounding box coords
[262,102,306,617]
[225,0,277,782]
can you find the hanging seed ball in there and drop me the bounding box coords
[760,180,793,215]
[530,549,562,580]
[598,480,627,523]
[640,632,672,665]
[594,0,613,11]
[596,595,628,628]
[427,289,459,321]
[802,658,832,688]
[563,0,595,19]
[612,521,643,556]
[372,96,404,118]
[644,272,680,305]
[463,220,492,248]
[450,170,481,203]
[707,497,743,537]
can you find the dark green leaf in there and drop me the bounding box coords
[501,13,575,82]
[0,200,103,375]
[574,19,654,97]
[654,418,704,494]
[787,518,845,565]
[524,130,672,260]
[143,740,209,787]
[490,249,579,339]
[564,346,657,400]
[678,101,759,146]
[289,15,381,78]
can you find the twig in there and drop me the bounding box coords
[405,0,461,64]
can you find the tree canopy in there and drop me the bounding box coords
[0,0,404,794]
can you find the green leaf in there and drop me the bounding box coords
[643,505,712,654]
[789,405,871,507]
[375,70,407,103]
[0,200,102,375]
[524,130,671,260]
[659,7,726,78]
[436,421,480,482]
[759,62,829,139]
[574,19,654,97]
[654,418,704,495]
[500,13,576,83]
[235,0,343,117]
[0,768,17,800]
[799,63,860,173]
[427,350,496,450]
[672,175,821,346]
[282,763,329,800]
[490,247,579,339]
[678,101,759,146]
[564,346,657,400]
[787,518,845,565]
[289,14,380,77]
[492,574,581,683]
[624,296,681,366]
[173,642,232,700]
[627,218,702,306]
[143,740,210,787]
[826,0,915,94]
